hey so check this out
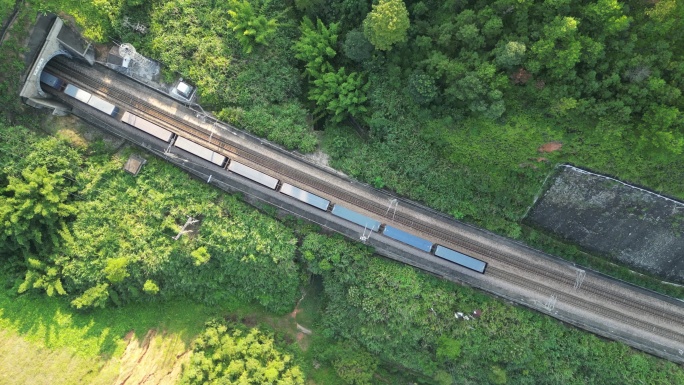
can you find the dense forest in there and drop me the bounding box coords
[34,0,683,236]
[1,0,684,384]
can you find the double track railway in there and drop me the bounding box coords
[46,58,684,356]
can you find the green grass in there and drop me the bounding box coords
[0,328,110,385]
[0,272,243,360]
[0,0,16,26]
[0,265,356,384]
[294,276,325,330]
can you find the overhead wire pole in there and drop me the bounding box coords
[360,224,372,243]
[574,269,586,291]
[386,198,398,220]
[543,294,558,311]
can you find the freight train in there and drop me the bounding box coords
[40,71,487,274]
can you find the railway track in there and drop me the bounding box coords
[47,59,684,339]
[487,266,684,343]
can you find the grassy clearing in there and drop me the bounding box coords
[0,281,222,360]
[0,266,345,385]
[0,329,107,385]
[0,270,242,384]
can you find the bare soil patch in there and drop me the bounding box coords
[538,141,562,153]
[105,329,191,385]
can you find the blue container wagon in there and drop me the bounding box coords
[434,245,487,273]
[382,225,433,252]
[331,205,381,232]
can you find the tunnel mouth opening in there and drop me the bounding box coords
[35,52,72,97]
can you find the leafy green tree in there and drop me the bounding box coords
[362,0,410,51]
[330,340,378,385]
[18,257,67,297]
[227,0,279,54]
[0,166,76,258]
[308,68,369,123]
[143,279,160,295]
[436,336,462,362]
[104,257,131,283]
[293,17,339,78]
[456,23,484,50]
[190,246,211,266]
[636,105,684,160]
[407,71,438,105]
[489,366,507,385]
[343,30,374,63]
[71,283,110,309]
[494,41,526,68]
[582,0,630,36]
[293,0,326,16]
[528,16,582,80]
[179,321,305,384]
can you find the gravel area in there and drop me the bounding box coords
[527,166,684,283]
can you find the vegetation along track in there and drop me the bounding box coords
[47,59,684,336]
[488,266,684,344]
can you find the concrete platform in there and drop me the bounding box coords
[19,15,93,112]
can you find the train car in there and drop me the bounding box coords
[87,94,119,116]
[331,205,381,232]
[64,84,92,104]
[174,136,227,166]
[122,111,174,142]
[228,160,279,190]
[39,71,65,90]
[434,245,487,273]
[279,183,330,211]
[382,225,433,253]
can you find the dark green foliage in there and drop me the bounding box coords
[328,340,378,385]
[309,68,369,123]
[226,0,280,54]
[0,166,76,259]
[407,71,437,105]
[342,30,373,63]
[0,5,34,126]
[300,232,684,384]
[293,17,339,78]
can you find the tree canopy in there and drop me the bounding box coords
[0,166,75,258]
[180,321,305,385]
[362,0,410,51]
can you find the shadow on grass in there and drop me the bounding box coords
[0,281,234,360]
